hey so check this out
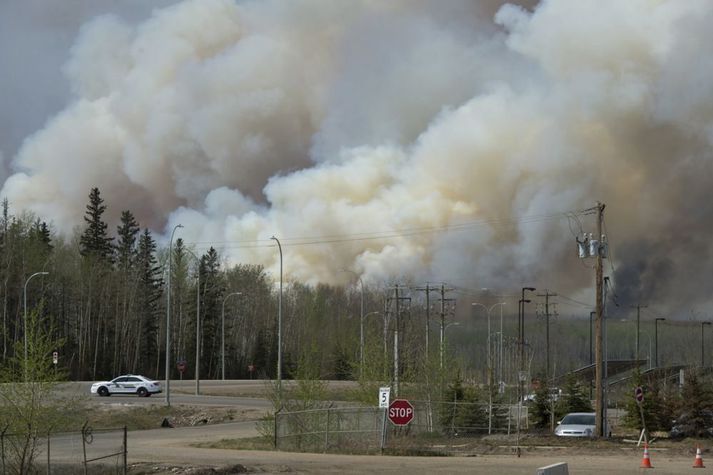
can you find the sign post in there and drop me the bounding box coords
[177,361,187,381]
[635,386,647,445]
[388,399,414,426]
[52,351,58,365]
[379,387,391,452]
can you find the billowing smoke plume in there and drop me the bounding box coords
[3,0,713,315]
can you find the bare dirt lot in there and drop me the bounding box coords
[126,446,709,474]
[49,383,712,474]
[49,414,712,474]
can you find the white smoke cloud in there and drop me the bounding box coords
[3,0,713,313]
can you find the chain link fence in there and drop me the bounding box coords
[0,424,127,474]
[275,401,528,454]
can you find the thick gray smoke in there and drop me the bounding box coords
[3,0,713,316]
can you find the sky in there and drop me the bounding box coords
[2,0,713,319]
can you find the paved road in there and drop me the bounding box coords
[58,380,276,408]
[60,379,356,407]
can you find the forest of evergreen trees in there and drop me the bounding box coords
[1,187,387,382]
[4,187,708,386]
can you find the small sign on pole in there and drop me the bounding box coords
[635,386,644,404]
[378,386,391,409]
[52,351,58,365]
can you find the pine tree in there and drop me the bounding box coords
[440,371,487,435]
[79,187,114,262]
[622,370,662,433]
[116,210,139,272]
[134,229,162,374]
[672,371,713,437]
[28,219,52,254]
[531,379,554,429]
[556,374,592,415]
[199,247,223,379]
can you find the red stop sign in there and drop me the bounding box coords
[388,399,414,426]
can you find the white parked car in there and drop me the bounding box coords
[554,412,596,437]
[90,375,162,397]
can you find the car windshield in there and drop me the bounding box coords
[561,414,595,425]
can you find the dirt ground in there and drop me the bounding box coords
[126,448,709,474]
[46,389,712,474]
[122,421,713,474]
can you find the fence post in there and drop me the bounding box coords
[324,408,330,453]
[507,404,511,435]
[274,409,280,450]
[123,425,128,475]
[1,424,7,475]
[81,421,89,475]
[488,394,493,435]
[47,429,51,475]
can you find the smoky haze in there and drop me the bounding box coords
[2,0,712,318]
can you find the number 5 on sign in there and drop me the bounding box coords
[379,387,391,408]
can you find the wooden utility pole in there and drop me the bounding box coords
[413,284,439,358]
[437,284,455,370]
[594,202,606,437]
[537,290,557,382]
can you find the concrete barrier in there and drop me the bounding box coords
[536,462,568,475]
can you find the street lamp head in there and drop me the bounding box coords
[703,322,712,326]
[177,224,184,228]
[523,287,536,292]
[521,299,531,304]
[656,317,666,322]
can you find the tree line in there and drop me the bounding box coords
[0,187,385,382]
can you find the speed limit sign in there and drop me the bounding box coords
[378,387,391,408]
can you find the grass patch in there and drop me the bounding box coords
[59,399,244,431]
[192,436,275,451]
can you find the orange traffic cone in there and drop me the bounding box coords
[640,443,653,469]
[693,446,705,468]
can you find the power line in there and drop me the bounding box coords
[182,208,592,250]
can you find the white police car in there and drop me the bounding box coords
[90,375,162,397]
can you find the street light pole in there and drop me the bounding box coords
[270,236,283,404]
[23,271,49,381]
[165,224,183,407]
[655,318,666,368]
[499,303,504,388]
[222,292,242,380]
[701,322,711,367]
